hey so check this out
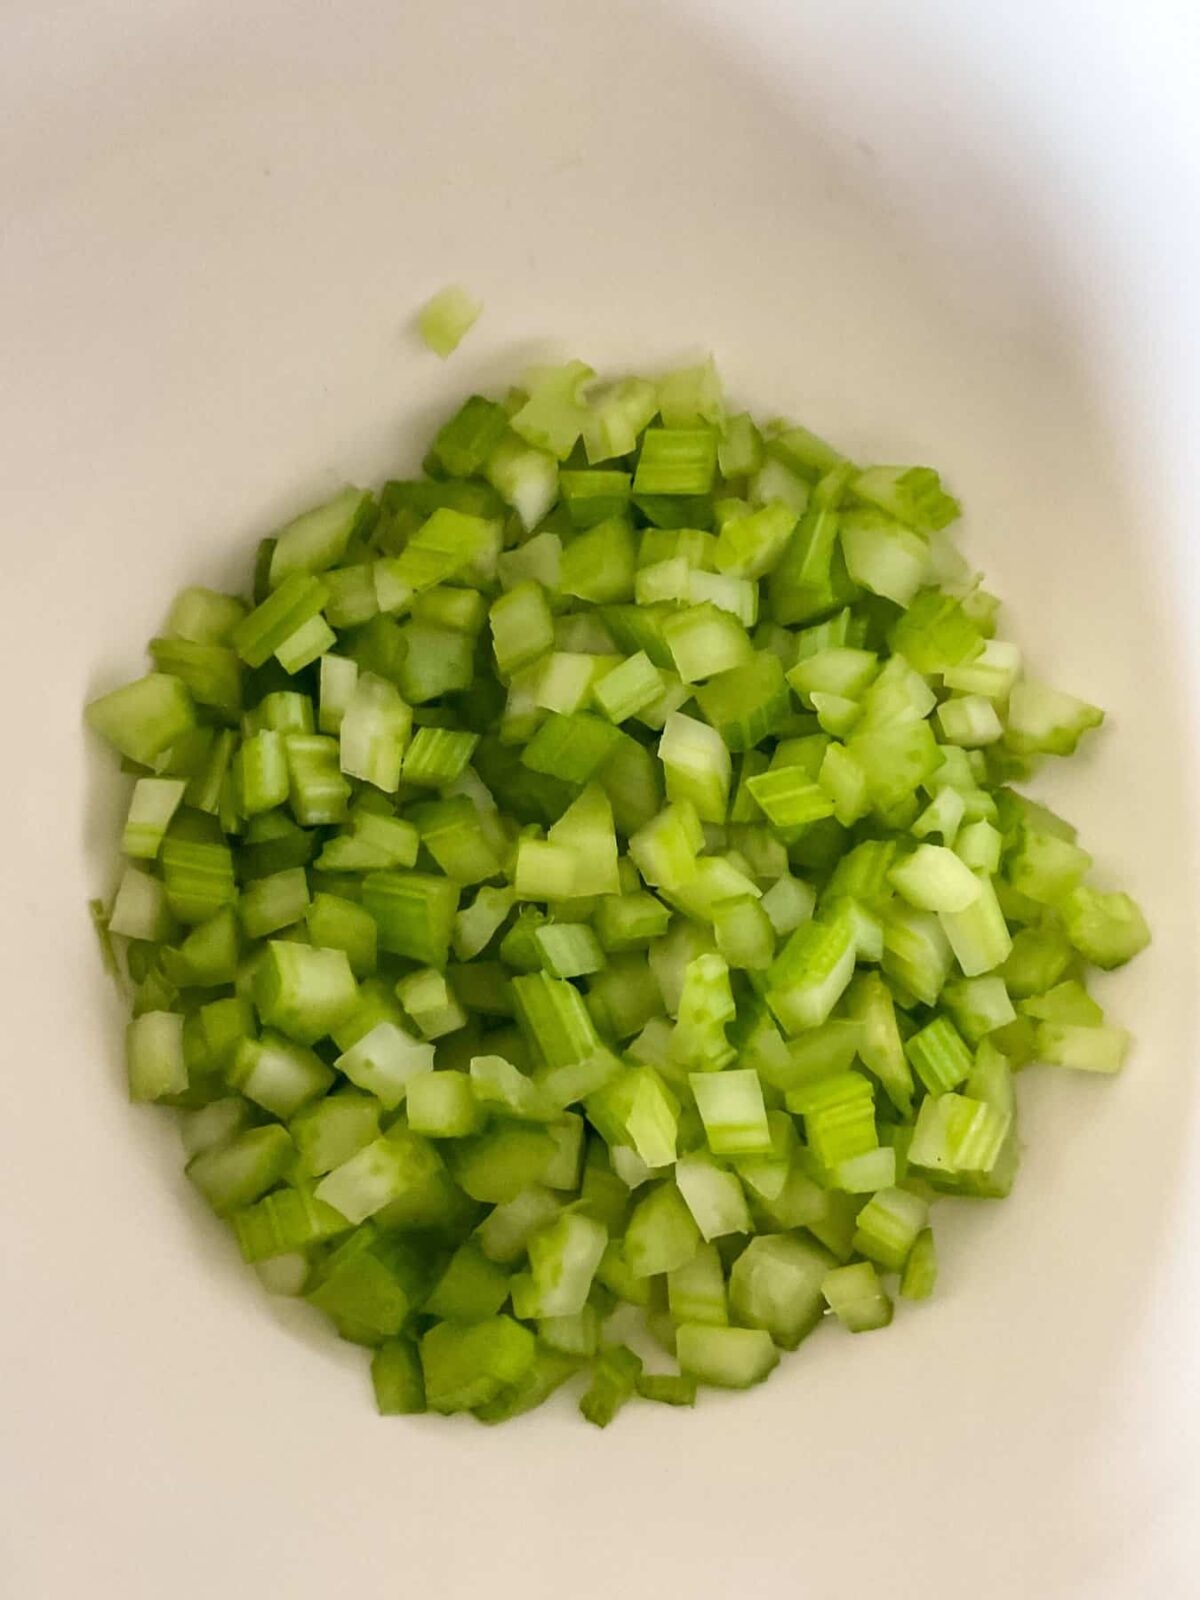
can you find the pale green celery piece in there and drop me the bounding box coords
[676,1324,779,1388]
[659,711,731,823]
[668,1242,729,1326]
[417,284,481,357]
[913,785,967,847]
[937,694,1004,748]
[730,1234,833,1349]
[510,360,594,461]
[1035,1021,1130,1073]
[901,1228,938,1300]
[1005,679,1104,756]
[759,873,816,937]
[943,638,1021,698]
[822,1261,894,1332]
[122,777,187,860]
[268,487,371,588]
[889,843,983,913]
[1059,886,1150,969]
[486,434,559,532]
[838,508,928,605]
[689,1069,771,1156]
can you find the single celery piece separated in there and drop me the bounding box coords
[86,345,1146,1427]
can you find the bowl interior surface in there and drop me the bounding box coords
[2,2,1198,1596]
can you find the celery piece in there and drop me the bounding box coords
[676,1324,779,1388]
[417,284,481,357]
[1059,886,1151,969]
[730,1234,832,1349]
[362,872,459,967]
[87,673,197,768]
[822,1261,893,1332]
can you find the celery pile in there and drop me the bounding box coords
[87,356,1149,1424]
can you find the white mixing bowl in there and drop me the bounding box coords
[2,2,1197,1595]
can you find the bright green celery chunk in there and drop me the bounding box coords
[787,1070,877,1167]
[580,376,657,462]
[624,1181,701,1276]
[417,284,481,357]
[579,1344,643,1428]
[411,797,501,887]
[227,1030,333,1119]
[148,638,242,717]
[392,508,501,594]
[396,622,475,703]
[166,585,247,645]
[371,1340,427,1415]
[87,673,197,768]
[291,1092,382,1177]
[668,1241,729,1324]
[593,651,663,724]
[304,892,377,979]
[362,872,460,966]
[1059,886,1150,968]
[232,1183,349,1263]
[674,1154,752,1239]
[305,1228,430,1343]
[889,843,982,913]
[730,1234,833,1349]
[160,812,236,924]
[235,730,290,816]
[676,1324,779,1388]
[239,865,309,940]
[252,936,358,1046]
[559,468,632,528]
[633,427,718,496]
[522,712,621,784]
[1035,1021,1130,1074]
[396,968,467,1039]
[333,1015,433,1107]
[658,711,731,823]
[406,1070,484,1138]
[339,673,412,792]
[534,922,605,978]
[425,1240,512,1323]
[510,360,594,460]
[765,912,856,1033]
[747,766,836,839]
[1005,680,1103,756]
[636,1372,698,1407]
[908,1091,1012,1174]
[486,433,559,532]
[663,603,753,684]
[122,777,187,859]
[559,516,637,603]
[822,1261,893,1332]
[422,1314,539,1414]
[882,904,953,1006]
[851,465,960,533]
[511,1212,607,1318]
[315,1126,449,1226]
[938,874,1012,977]
[285,734,351,826]
[901,1227,938,1300]
[187,1125,295,1216]
[838,508,928,605]
[401,727,479,789]
[689,1069,771,1156]
[232,573,329,668]
[766,472,853,625]
[126,1011,187,1102]
[693,652,790,751]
